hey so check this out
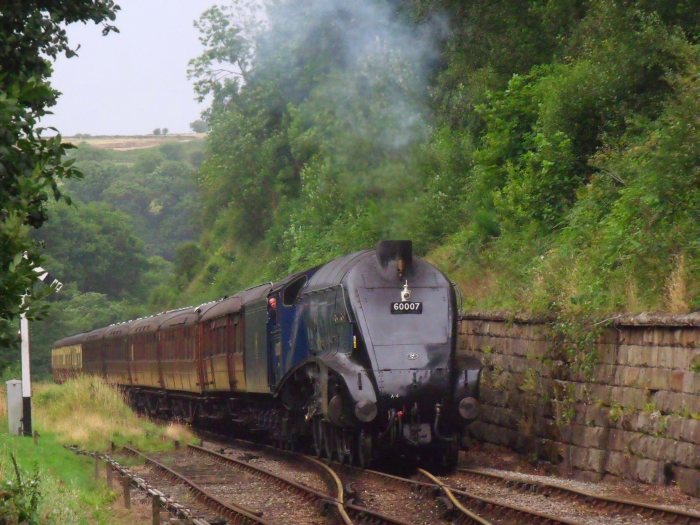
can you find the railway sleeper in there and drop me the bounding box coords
[435,494,456,518]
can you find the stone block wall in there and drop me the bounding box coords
[457,312,700,497]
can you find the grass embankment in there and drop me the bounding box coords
[34,376,193,451]
[0,430,113,523]
[0,376,194,523]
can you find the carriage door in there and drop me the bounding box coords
[204,318,224,389]
[267,293,283,389]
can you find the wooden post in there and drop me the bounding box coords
[106,464,113,488]
[122,476,131,509]
[32,430,39,446]
[151,495,160,525]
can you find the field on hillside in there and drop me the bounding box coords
[64,133,206,151]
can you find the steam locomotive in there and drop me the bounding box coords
[52,241,481,467]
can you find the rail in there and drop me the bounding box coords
[335,461,580,525]
[189,442,410,525]
[458,467,700,525]
[122,445,270,525]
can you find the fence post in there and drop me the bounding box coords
[122,476,131,509]
[151,495,161,525]
[106,463,113,488]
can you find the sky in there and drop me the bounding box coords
[42,1,220,136]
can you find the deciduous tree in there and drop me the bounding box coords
[0,0,119,347]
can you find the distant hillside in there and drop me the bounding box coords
[19,138,205,379]
[64,133,206,151]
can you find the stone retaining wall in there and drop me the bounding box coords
[457,312,700,497]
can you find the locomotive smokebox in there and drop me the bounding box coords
[376,240,413,280]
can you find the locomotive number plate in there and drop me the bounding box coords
[390,301,423,314]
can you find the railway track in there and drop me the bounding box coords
[198,433,585,525]
[124,439,411,525]
[455,467,700,525]
[136,430,697,525]
[200,434,453,524]
[123,445,270,524]
[335,461,579,525]
[190,442,410,525]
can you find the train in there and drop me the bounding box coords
[52,240,482,467]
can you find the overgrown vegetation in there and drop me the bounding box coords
[3,2,697,379]
[33,376,194,451]
[0,0,119,356]
[0,140,204,378]
[0,437,113,524]
[0,377,193,523]
[0,454,41,524]
[180,0,697,318]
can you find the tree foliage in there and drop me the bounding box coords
[0,0,119,349]
[19,141,203,378]
[186,0,698,314]
[64,144,202,259]
[33,202,150,299]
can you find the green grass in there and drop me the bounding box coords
[0,429,115,524]
[0,376,196,523]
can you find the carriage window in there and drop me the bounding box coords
[305,289,338,353]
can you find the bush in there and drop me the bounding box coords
[0,455,41,524]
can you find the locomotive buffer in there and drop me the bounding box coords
[18,252,63,436]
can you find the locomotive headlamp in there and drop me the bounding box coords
[354,399,377,422]
[400,281,411,302]
[458,396,479,420]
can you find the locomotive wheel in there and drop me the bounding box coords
[334,431,343,463]
[435,434,460,469]
[286,435,297,452]
[312,417,323,457]
[356,429,372,468]
[342,431,354,465]
[446,434,460,468]
[335,430,353,464]
[322,421,334,461]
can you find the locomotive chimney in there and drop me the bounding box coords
[376,240,413,280]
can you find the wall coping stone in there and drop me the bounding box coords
[459,311,700,327]
[460,311,554,323]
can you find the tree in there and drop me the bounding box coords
[174,242,203,285]
[190,119,209,133]
[0,1,119,347]
[153,127,161,135]
[162,127,169,136]
[33,201,150,300]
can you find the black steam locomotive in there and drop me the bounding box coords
[52,240,481,467]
